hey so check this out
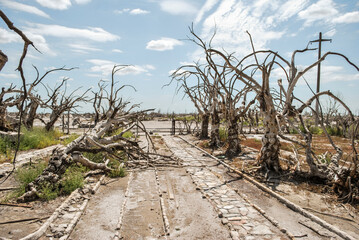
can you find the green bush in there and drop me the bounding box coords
[326,126,343,137]
[0,137,14,162]
[0,127,64,157]
[61,167,84,195]
[108,166,127,178]
[83,152,106,163]
[19,127,62,150]
[122,131,133,139]
[219,127,228,142]
[106,128,134,139]
[15,161,47,196]
[38,182,59,201]
[310,126,323,135]
[288,128,299,134]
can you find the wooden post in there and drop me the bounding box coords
[310,32,332,125]
[67,110,70,134]
[171,114,176,135]
[62,114,65,133]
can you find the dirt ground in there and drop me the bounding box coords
[0,173,66,239]
[196,135,359,238]
[0,120,358,239]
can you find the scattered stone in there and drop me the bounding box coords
[222,218,229,225]
[67,206,78,212]
[251,225,273,235]
[230,230,240,240]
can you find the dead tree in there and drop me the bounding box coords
[17,65,160,202]
[208,30,359,175]
[170,68,212,139]
[22,66,76,130]
[186,27,223,146]
[208,47,283,171]
[0,10,37,131]
[0,86,23,131]
[17,110,148,202]
[34,77,89,131]
[274,44,359,202]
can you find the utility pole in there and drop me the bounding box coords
[309,32,331,125]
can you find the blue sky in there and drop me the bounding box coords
[0,0,359,114]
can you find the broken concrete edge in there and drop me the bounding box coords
[177,135,356,240]
[199,164,296,239]
[19,174,106,240]
[57,199,89,240]
[155,168,170,236]
[193,163,295,239]
[234,188,295,240]
[113,171,133,239]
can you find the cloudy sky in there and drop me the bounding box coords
[0,0,358,113]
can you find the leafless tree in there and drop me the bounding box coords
[0,85,22,131]
[170,67,212,139]
[17,65,166,202]
[208,31,359,175]
[35,76,90,131]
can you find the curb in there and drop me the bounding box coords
[178,135,356,240]
[20,174,106,240]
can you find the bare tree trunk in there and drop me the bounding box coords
[45,112,60,131]
[258,93,281,172]
[210,109,220,147]
[200,113,209,139]
[24,101,38,129]
[225,117,241,159]
[0,105,9,131]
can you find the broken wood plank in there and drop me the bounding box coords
[0,187,17,191]
[166,176,174,200]
[0,217,47,225]
[303,207,356,223]
[0,202,32,208]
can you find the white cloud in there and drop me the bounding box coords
[199,0,285,57]
[146,37,183,51]
[298,0,338,26]
[24,23,120,42]
[114,8,130,14]
[333,11,359,24]
[324,29,336,37]
[144,64,156,70]
[0,73,18,79]
[112,49,123,53]
[36,0,71,10]
[87,59,154,76]
[275,0,309,23]
[25,31,56,56]
[69,43,100,54]
[195,0,219,23]
[0,27,55,56]
[0,28,21,44]
[130,8,150,15]
[0,0,50,18]
[74,0,91,4]
[159,0,198,15]
[115,8,149,15]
